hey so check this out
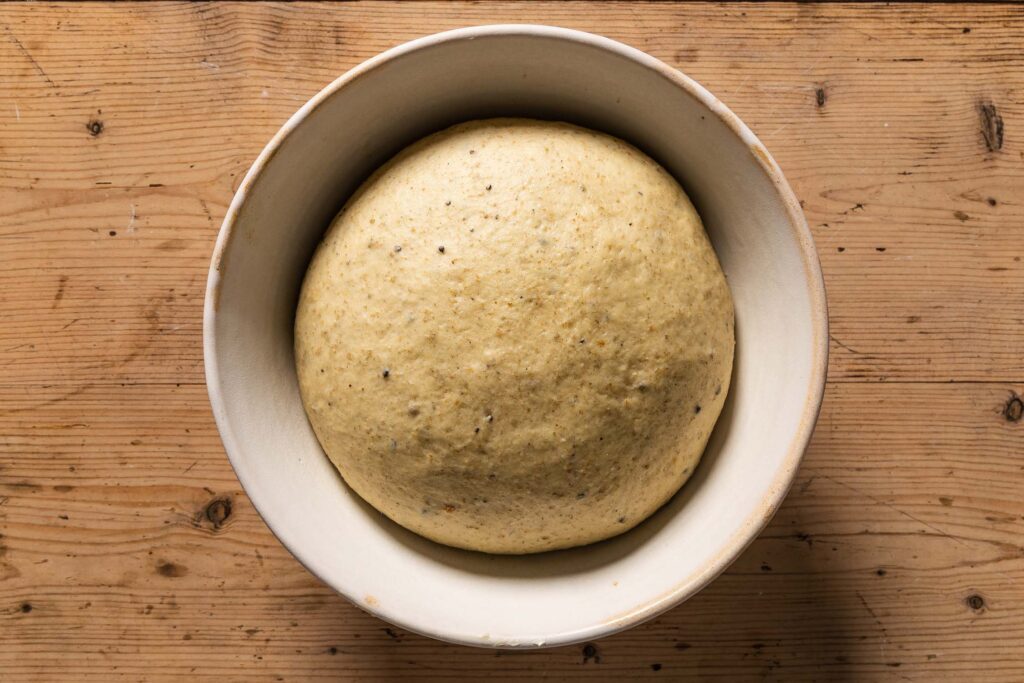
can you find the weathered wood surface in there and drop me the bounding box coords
[1,2,1022,680]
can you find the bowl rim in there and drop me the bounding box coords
[203,23,829,648]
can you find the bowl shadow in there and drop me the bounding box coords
[325,473,855,679]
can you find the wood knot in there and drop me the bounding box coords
[965,593,985,611]
[204,497,232,529]
[1004,393,1023,422]
[582,643,600,663]
[979,102,1003,152]
[86,119,104,137]
[156,561,186,578]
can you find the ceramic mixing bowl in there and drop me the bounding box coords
[204,24,828,648]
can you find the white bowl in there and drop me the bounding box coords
[204,25,828,648]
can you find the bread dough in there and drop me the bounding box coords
[295,119,734,554]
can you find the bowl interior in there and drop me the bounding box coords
[205,26,826,648]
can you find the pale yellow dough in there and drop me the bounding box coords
[295,119,734,554]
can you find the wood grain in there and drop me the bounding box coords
[1,2,1022,680]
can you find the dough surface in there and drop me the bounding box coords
[295,119,734,554]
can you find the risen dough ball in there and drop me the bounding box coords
[295,119,734,554]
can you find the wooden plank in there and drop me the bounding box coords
[1,382,1022,680]
[1,1,1023,680]
[0,2,1022,385]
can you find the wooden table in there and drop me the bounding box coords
[2,2,1022,680]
